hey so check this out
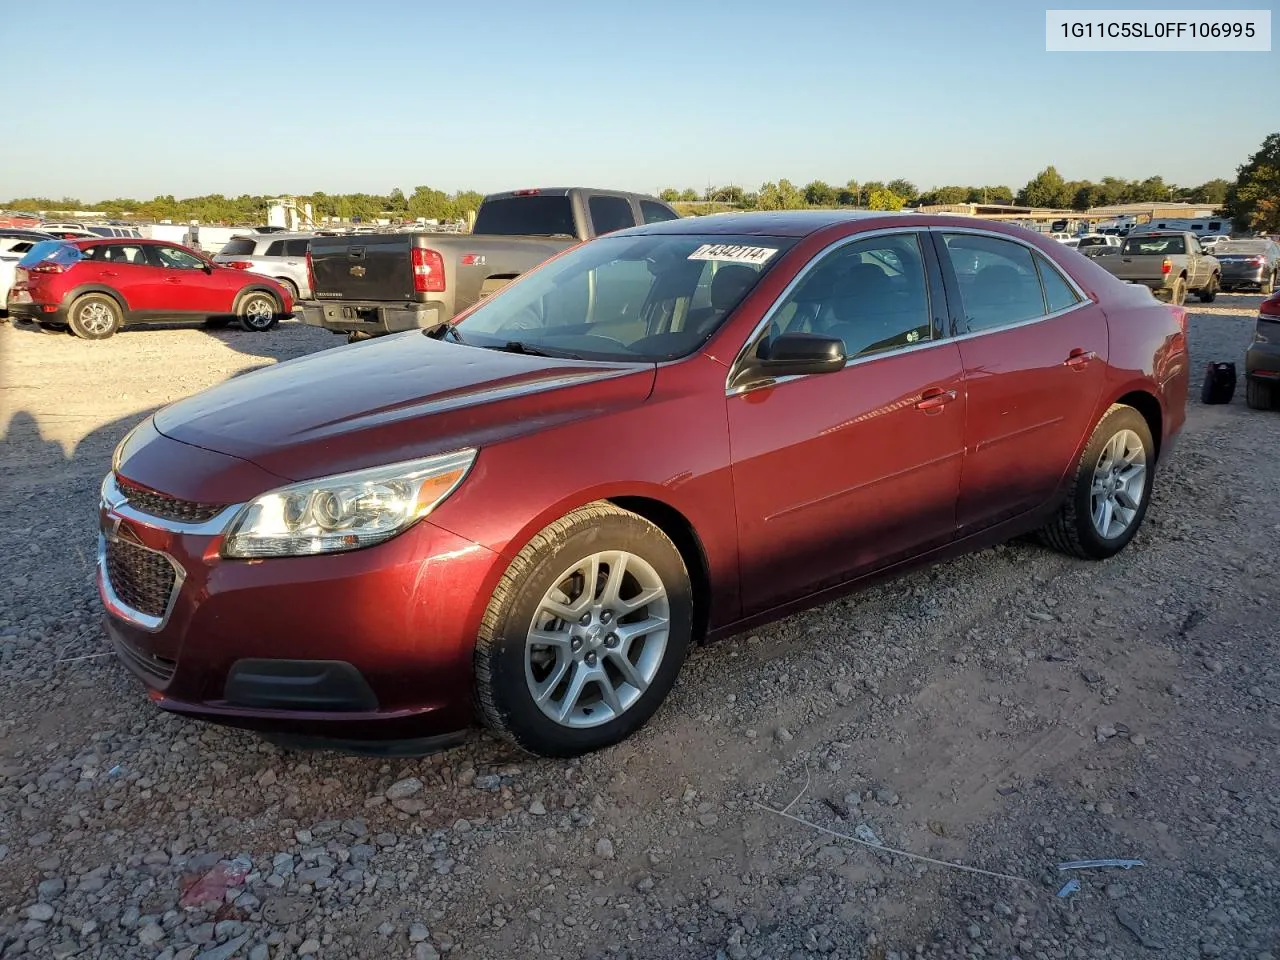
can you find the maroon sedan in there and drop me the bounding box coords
[99,212,1189,757]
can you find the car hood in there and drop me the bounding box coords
[153,332,655,482]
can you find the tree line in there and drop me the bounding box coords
[5,132,1276,233]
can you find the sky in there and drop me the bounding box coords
[1,0,1275,202]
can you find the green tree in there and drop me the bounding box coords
[659,188,681,202]
[921,185,969,205]
[709,185,744,204]
[836,180,860,206]
[803,180,836,206]
[1017,166,1071,208]
[757,179,804,210]
[1189,178,1230,207]
[1225,132,1280,232]
[886,179,918,202]
[388,188,408,213]
[867,189,905,211]
[679,188,699,202]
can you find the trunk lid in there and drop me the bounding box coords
[309,233,416,302]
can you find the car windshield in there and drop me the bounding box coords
[17,240,82,268]
[452,233,798,361]
[1214,240,1268,254]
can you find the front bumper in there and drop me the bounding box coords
[98,469,502,746]
[298,300,444,337]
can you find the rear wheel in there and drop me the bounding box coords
[1038,405,1155,561]
[67,294,122,340]
[237,291,280,332]
[1262,271,1276,296]
[1196,273,1218,303]
[1246,378,1276,411]
[475,503,694,758]
[347,331,374,344]
[1168,276,1187,306]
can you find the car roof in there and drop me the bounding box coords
[615,209,914,238]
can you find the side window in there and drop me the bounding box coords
[768,232,933,361]
[1034,253,1082,313]
[940,234,1046,332]
[284,238,310,257]
[265,240,286,257]
[151,245,206,270]
[588,196,636,236]
[640,200,678,224]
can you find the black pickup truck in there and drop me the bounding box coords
[298,187,681,341]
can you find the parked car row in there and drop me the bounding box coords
[95,209,1192,758]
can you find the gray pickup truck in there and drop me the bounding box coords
[299,187,681,341]
[1095,230,1221,305]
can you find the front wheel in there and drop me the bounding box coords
[1038,405,1156,560]
[475,503,693,758]
[237,291,281,332]
[67,294,122,340]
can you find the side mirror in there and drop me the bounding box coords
[202,262,214,273]
[734,332,847,389]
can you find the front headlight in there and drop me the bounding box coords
[222,449,477,559]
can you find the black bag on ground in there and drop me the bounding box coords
[1201,361,1236,405]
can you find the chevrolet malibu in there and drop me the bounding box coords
[99,211,1189,758]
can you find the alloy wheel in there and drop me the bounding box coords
[1090,428,1147,539]
[242,296,275,329]
[524,551,670,729]
[78,301,115,335]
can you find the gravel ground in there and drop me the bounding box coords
[1,298,1277,960]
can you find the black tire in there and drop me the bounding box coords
[1262,272,1276,296]
[1168,276,1187,306]
[347,331,374,344]
[1196,273,1218,303]
[1038,405,1156,561]
[203,316,233,329]
[1246,378,1276,411]
[67,293,122,340]
[236,290,281,332]
[475,502,694,758]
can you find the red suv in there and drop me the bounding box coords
[7,238,293,339]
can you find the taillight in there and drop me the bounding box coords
[306,250,315,293]
[1250,256,1267,265]
[411,248,446,293]
[512,189,541,197]
[227,260,254,270]
[1260,294,1280,319]
[30,262,64,274]
[1161,258,1171,274]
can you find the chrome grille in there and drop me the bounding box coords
[117,476,226,524]
[104,538,176,619]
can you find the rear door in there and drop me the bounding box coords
[308,234,415,301]
[78,243,157,312]
[933,230,1109,532]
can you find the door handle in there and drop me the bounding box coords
[101,271,118,278]
[1064,348,1096,369]
[916,388,958,411]
[165,276,182,283]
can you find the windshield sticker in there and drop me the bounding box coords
[687,243,778,266]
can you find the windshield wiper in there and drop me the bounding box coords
[493,340,581,359]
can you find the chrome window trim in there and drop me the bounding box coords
[723,226,938,396]
[100,471,243,536]
[97,532,186,633]
[724,224,1098,396]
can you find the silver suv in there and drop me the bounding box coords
[213,232,314,300]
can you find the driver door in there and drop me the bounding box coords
[143,244,226,316]
[726,230,965,614]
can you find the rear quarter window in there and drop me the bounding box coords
[640,200,679,224]
[588,196,637,235]
[219,238,257,256]
[284,238,310,257]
